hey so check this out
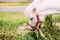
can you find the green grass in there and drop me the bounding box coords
[52,14,60,22]
[0,12,28,25]
[0,12,28,33]
[22,26,60,40]
[0,12,60,40]
[0,2,30,6]
[0,12,28,40]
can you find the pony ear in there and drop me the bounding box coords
[33,8,36,13]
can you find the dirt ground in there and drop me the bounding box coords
[55,22,60,29]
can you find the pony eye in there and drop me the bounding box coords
[30,18,33,20]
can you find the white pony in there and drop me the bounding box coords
[24,0,60,37]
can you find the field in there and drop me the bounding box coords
[0,12,28,30]
[0,12,28,40]
[0,3,30,6]
[0,12,60,40]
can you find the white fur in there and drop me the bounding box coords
[24,0,60,21]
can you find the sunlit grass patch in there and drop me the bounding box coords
[0,12,60,40]
[0,2,30,6]
[0,12,29,40]
[52,14,60,22]
[0,12,28,23]
[0,12,28,31]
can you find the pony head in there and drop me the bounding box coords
[28,12,45,30]
[28,13,37,30]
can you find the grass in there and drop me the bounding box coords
[0,12,28,40]
[0,12,28,35]
[52,14,60,22]
[0,2,30,6]
[0,12,28,25]
[0,12,60,40]
[22,26,60,40]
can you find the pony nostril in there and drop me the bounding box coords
[30,18,33,20]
